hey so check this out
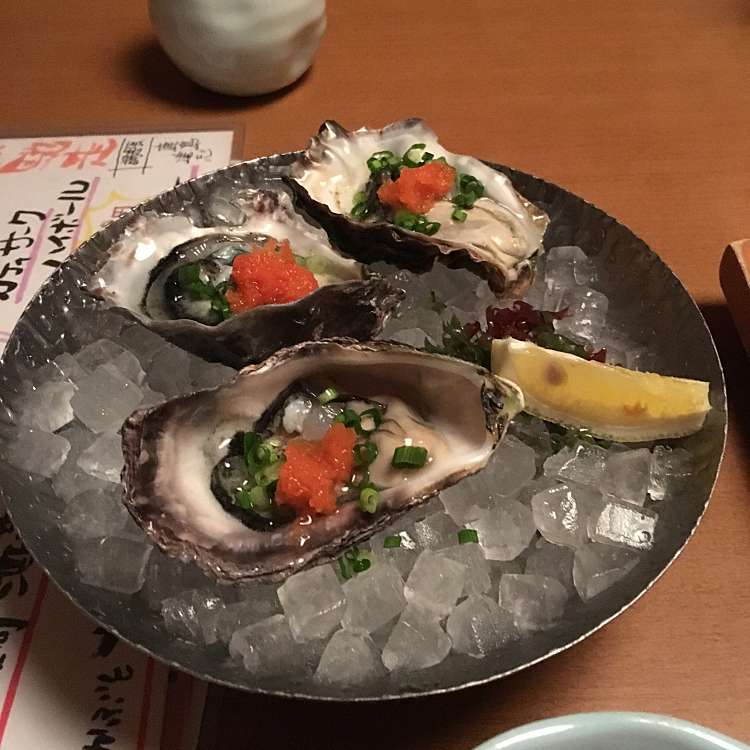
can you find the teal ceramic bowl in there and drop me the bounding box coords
[475,713,749,750]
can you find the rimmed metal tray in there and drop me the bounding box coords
[0,153,726,700]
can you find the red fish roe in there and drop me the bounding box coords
[276,423,357,515]
[377,161,456,214]
[225,238,318,313]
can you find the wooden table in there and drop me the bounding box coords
[4,1,750,747]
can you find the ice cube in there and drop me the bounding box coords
[229,614,308,676]
[75,340,128,371]
[381,605,451,672]
[277,565,346,641]
[161,593,202,640]
[369,532,419,579]
[446,595,518,657]
[192,590,226,645]
[602,448,651,505]
[76,536,152,594]
[412,512,460,549]
[52,422,110,500]
[404,550,466,617]
[485,436,538,498]
[189,358,236,390]
[215,592,281,643]
[543,442,608,487]
[573,543,639,601]
[6,428,70,478]
[301,402,339,440]
[649,445,693,501]
[467,499,537,561]
[545,245,596,289]
[119,325,166,367]
[108,350,146,386]
[342,562,406,634]
[18,381,76,433]
[61,487,130,540]
[389,328,428,348]
[141,551,210,611]
[147,346,193,397]
[524,539,576,593]
[499,574,569,631]
[51,352,89,385]
[439,544,491,597]
[508,414,553,465]
[70,365,143,433]
[555,287,609,341]
[587,499,658,550]
[138,387,166,408]
[531,483,601,548]
[76,432,123,483]
[439,485,486,525]
[315,630,383,686]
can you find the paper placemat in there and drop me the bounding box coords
[0,129,237,749]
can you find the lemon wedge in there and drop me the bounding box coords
[491,338,710,442]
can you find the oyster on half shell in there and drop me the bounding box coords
[121,340,523,582]
[287,119,549,294]
[88,190,402,368]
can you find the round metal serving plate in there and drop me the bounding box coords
[0,153,726,701]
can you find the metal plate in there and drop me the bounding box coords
[0,154,726,700]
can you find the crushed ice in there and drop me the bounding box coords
[1,245,696,686]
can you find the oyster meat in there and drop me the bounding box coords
[88,190,402,368]
[287,119,549,293]
[121,340,523,582]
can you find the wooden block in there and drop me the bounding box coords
[720,239,750,356]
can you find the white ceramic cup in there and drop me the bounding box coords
[149,0,327,96]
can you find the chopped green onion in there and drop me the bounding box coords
[353,441,378,467]
[367,150,400,173]
[358,486,380,513]
[303,255,329,274]
[255,441,279,465]
[243,432,262,470]
[339,547,373,579]
[254,460,282,487]
[356,407,383,435]
[391,445,429,469]
[351,190,371,220]
[334,408,361,429]
[234,487,253,510]
[402,142,427,168]
[458,528,479,545]
[452,207,468,223]
[178,263,202,286]
[249,485,272,510]
[383,535,402,548]
[318,386,339,405]
[393,209,441,237]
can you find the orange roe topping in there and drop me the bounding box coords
[276,423,357,515]
[225,238,319,313]
[377,161,456,214]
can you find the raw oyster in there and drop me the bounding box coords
[88,190,402,368]
[287,119,549,293]
[121,340,523,582]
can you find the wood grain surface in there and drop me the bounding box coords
[2,1,749,747]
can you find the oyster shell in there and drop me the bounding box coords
[286,119,549,293]
[88,190,402,368]
[121,340,523,582]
